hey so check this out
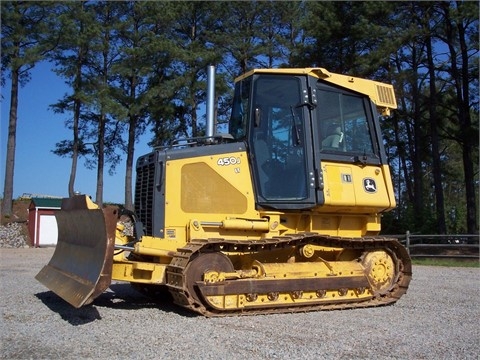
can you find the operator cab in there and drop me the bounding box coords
[229,69,388,211]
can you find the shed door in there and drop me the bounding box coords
[39,215,58,245]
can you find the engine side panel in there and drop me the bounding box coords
[163,144,259,244]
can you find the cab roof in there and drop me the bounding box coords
[235,68,397,116]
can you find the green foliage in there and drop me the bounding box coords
[1,1,63,215]
[1,2,59,85]
[51,139,92,157]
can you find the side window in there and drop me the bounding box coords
[318,88,374,155]
[318,91,343,150]
[229,77,251,140]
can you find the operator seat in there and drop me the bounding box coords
[322,126,344,149]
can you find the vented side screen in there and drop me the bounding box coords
[135,152,162,237]
[375,84,396,108]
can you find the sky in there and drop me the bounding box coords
[1,61,152,204]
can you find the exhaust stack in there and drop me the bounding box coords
[206,65,215,138]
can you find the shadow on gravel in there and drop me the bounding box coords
[93,283,195,317]
[35,283,196,325]
[35,291,102,326]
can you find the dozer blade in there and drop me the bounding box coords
[35,196,118,308]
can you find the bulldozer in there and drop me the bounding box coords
[36,66,411,316]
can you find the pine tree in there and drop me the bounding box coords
[1,1,58,215]
[49,1,98,198]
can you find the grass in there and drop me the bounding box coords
[412,258,479,268]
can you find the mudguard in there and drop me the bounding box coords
[35,196,118,308]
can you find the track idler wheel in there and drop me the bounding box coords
[185,252,234,304]
[362,250,396,294]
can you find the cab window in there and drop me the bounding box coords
[317,86,374,155]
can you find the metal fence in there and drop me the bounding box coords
[388,232,479,259]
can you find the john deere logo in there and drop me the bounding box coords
[363,178,377,193]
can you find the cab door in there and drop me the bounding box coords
[248,74,317,210]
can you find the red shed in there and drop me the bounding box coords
[28,198,62,247]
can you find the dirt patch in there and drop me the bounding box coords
[1,199,31,246]
[1,199,29,224]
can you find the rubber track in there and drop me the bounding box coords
[166,233,412,317]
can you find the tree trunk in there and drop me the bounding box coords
[2,65,19,217]
[443,2,478,233]
[410,47,425,229]
[191,96,198,137]
[68,46,85,197]
[69,96,80,197]
[95,112,105,207]
[426,34,446,234]
[393,54,414,203]
[124,114,135,210]
[95,36,110,208]
[457,4,477,233]
[124,76,137,210]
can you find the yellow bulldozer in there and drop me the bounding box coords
[36,66,411,316]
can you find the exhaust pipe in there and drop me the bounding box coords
[206,65,215,138]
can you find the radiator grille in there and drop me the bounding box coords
[135,155,156,236]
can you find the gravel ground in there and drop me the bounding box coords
[1,247,478,360]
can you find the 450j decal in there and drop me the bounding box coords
[217,157,241,166]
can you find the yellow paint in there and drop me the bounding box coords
[321,161,394,211]
[112,261,166,283]
[164,150,258,239]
